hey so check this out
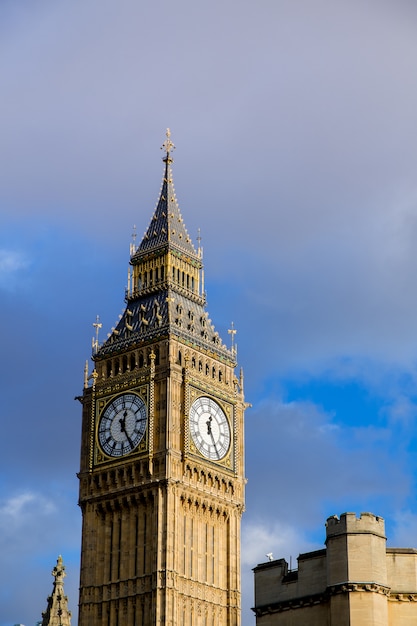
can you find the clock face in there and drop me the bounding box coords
[98,393,147,458]
[189,396,230,460]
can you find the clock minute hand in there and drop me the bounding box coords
[209,428,220,459]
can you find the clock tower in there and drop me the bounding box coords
[78,131,246,626]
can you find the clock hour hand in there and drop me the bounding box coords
[119,411,135,450]
[206,415,213,435]
[205,415,219,458]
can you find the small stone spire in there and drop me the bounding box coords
[41,555,72,626]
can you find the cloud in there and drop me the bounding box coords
[0,487,80,626]
[0,249,29,288]
[242,520,317,569]
[245,395,412,530]
[0,491,56,547]
[0,491,46,517]
[240,518,322,623]
[381,396,417,427]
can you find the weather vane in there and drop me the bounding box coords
[161,128,175,158]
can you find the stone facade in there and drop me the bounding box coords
[253,512,417,626]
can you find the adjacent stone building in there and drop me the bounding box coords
[253,512,417,626]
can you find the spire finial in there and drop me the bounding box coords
[161,128,175,162]
[92,315,102,355]
[130,224,137,256]
[197,228,202,258]
[228,322,237,358]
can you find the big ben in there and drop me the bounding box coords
[78,131,246,626]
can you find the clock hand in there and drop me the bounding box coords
[119,412,135,450]
[119,410,130,432]
[205,415,219,458]
[206,415,213,435]
[209,428,220,459]
[119,415,127,433]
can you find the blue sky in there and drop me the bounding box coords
[2,1,417,624]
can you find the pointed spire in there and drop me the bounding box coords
[41,556,72,626]
[133,129,198,258]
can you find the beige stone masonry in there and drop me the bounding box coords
[253,512,417,626]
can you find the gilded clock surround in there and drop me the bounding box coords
[77,132,246,626]
[187,388,234,469]
[95,385,150,465]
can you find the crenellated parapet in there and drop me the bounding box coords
[326,511,386,541]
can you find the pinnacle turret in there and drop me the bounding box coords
[41,555,72,626]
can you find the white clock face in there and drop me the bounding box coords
[189,396,230,460]
[98,393,147,457]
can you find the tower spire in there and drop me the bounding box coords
[96,131,234,363]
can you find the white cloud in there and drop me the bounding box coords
[0,487,80,626]
[381,396,417,427]
[0,249,28,273]
[246,395,412,533]
[240,518,322,625]
[242,520,316,569]
[0,491,35,518]
[0,491,56,535]
[0,249,29,290]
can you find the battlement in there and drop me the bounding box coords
[326,511,386,540]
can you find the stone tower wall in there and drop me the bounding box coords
[326,511,387,585]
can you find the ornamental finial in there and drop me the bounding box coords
[228,321,237,358]
[161,128,175,161]
[92,315,102,355]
